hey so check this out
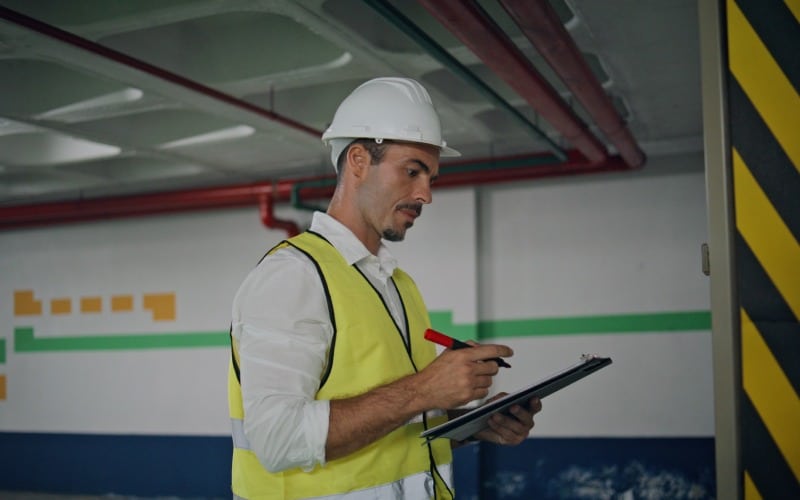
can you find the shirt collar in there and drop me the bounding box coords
[309,212,398,276]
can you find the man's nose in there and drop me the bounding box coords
[415,178,433,204]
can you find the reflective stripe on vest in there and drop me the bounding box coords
[231,417,250,451]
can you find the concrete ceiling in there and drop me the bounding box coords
[0,0,703,207]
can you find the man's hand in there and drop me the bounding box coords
[413,343,514,410]
[326,342,512,461]
[472,396,542,446]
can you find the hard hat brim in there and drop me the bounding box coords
[440,144,461,157]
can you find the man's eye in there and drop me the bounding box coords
[407,169,419,177]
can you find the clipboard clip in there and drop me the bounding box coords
[580,353,600,361]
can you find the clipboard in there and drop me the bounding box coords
[420,354,612,443]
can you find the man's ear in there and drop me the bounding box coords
[344,143,370,178]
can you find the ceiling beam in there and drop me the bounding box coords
[499,0,646,168]
[416,0,609,165]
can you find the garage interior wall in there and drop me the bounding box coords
[0,151,714,498]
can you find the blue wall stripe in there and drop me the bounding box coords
[0,432,714,498]
[473,437,716,499]
[0,432,231,497]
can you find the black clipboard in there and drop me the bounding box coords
[420,355,612,443]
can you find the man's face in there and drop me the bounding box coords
[358,142,440,243]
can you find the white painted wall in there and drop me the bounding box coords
[474,152,713,436]
[478,153,709,319]
[0,152,712,439]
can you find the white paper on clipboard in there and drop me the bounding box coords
[420,355,612,443]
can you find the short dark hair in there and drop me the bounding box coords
[336,139,390,176]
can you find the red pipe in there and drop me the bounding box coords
[0,151,626,230]
[417,0,608,164]
[259,193,300,237]
[0,5,322,138]
[438,150,627,186]
[498,0,646,169]
[0,176,332,230]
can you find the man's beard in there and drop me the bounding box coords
[383,203,421,241]
[382,228,406,241]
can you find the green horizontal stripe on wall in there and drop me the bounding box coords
[14,327,229,352]
[11,310,711,353]
[431,310,711,341]
[479,311,712,339]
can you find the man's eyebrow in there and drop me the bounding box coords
[411,158,439,182]
[411,159,430,173]
[411,159,438,180]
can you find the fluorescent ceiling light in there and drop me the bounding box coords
[0,129,120,166]
[0,118,38,137]
[35,88,144,120]
[159,125,256,149]
[319,52,352,71]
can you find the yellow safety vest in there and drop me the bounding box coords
[229,231,453,499]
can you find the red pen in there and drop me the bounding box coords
[424,328,511,368]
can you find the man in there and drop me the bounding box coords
[229,77,542,499]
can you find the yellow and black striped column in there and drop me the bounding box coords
[726,0,799,497]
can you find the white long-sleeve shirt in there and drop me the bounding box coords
[231,211,408,472]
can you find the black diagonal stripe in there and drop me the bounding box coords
[741,393,800,497]
[729,78,800,243]
[734,0,800,93]
[750,319,800,398]
[736,232,797,322]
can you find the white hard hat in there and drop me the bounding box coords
[322,77,460,169]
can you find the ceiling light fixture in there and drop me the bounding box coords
[34,88,144,121]
[0,118,38,137]
[158,125,256,149]
[0,130,120,166]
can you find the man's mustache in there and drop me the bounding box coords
[396,203,422,216]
